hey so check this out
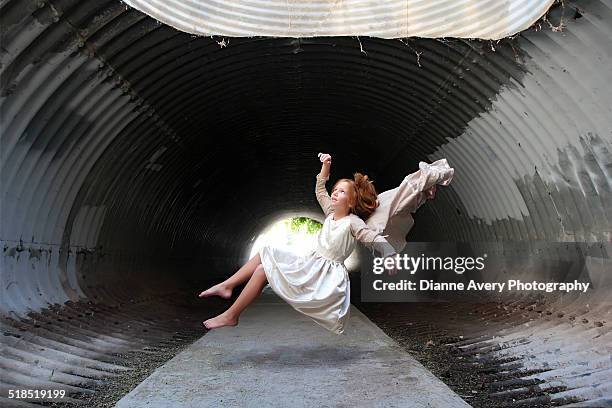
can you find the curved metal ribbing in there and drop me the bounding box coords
[121,0,556,39]
[1,0,610,406]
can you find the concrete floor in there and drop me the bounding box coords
[115,289,471,408]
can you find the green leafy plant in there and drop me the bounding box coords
[285,217,322,234]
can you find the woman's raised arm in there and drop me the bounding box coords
[315,153,333,217]
[318,152,331,178]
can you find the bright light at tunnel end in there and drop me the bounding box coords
[248,217,360,271]
[249,217,320,259]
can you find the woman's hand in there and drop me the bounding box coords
[382,255,399,276]
[318,153,332,179]
[424,185,437,200]
[318,152,332,164]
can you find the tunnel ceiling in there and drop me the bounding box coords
[1,0,612,316]
[121,0,555,39]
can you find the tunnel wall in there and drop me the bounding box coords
[413,0,611,310]
[1,0,611,405]
[1,0,610,315]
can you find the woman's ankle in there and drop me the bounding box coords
[223,310,239,321]
[221,281,234,290]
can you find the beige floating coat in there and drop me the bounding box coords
[366,158,455,254]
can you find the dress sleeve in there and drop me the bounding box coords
[349,215,397,258]
[315,173,334,218]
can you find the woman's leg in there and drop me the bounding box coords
[203,264,268,329]
[198,252,262,299]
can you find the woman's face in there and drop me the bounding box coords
[331,181,354,213]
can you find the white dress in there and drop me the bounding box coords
[259,173,398,335]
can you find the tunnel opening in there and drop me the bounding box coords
[248,216,324,260]
[1,0,611,406]
[248,216,362,272]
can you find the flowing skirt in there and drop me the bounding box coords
[259,245,351,335]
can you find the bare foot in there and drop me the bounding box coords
[198,283,232,299]
[203,312,238,330]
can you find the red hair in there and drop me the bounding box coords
[332,173,379,220]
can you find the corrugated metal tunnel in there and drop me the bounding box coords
[1,0,611,406]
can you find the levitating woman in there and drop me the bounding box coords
[199,152,454,335]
